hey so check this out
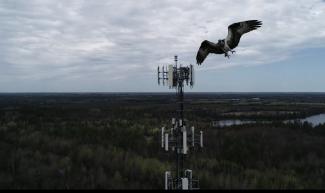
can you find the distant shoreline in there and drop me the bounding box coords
[1,92,325,95]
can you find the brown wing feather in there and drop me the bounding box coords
[196,40,219,65]
[226,20,262,49]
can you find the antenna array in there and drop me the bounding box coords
[158,56,194,89]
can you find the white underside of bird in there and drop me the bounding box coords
[222,41,234,58]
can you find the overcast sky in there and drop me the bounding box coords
[1,0,325,92]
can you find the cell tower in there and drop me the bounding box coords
[157,55,203,190]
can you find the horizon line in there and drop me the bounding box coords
[1,91,325,94]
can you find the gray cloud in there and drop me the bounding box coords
[0,0,325,91]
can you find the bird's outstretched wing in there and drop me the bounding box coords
[196,40,218,65]
[226,20,262,49]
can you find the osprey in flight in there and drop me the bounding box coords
[196,20,262,65]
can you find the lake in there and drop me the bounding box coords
[212,120,257,127]
[299,113,325,127]
[212,113,325,128]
